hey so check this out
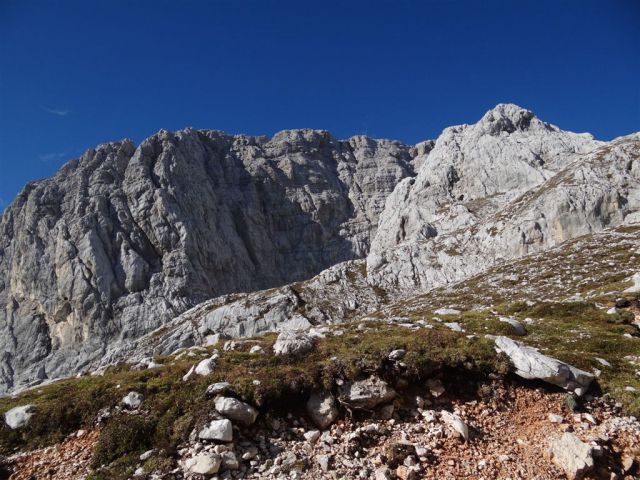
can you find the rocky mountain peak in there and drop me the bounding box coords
[477,103,541,134]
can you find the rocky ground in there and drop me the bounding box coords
[3,380,639,480]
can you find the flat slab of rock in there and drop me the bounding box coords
[306,391,339,429]
[4,405,35,429]
[214,397,258,426]
[273,331,315,356]
[494,336,594,395]
[550,432,593,479]
[340,376,396,410]
[199,419,233,442]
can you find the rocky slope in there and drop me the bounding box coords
[1,103,638,396]
[0,129,417,393]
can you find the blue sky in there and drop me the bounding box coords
[1,0,638,210]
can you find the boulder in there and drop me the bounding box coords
[194,355,218,376]
[199,419,233,442]
[4,405,35,429]
[214,397,258,426]
[306,391,339,429]
[550,432,593,479]
[183,453,222,475]
[494,336,594,395]
[273,331,315,356]
[121,391,143,409]
[340,376,396,410]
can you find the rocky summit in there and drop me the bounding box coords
[0,104,639,480]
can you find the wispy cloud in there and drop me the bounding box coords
[42,106,71,116]
[39,152,67,162]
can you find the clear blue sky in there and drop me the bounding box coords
[1,1,638,209]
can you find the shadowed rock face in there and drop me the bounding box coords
[0,128,417,392]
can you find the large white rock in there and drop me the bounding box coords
[4,404,35,429]
[493,336,594,395]
[183,453,222,475]
[340,376,396,410]
[214,397,258,426]
[550,432,593,479]
[306,391,339,429]
[199,419,233,442]
[273,331,315,356]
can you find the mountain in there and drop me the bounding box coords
[0,130,417,393]
[1,105,639,480]
[0,104,638,395]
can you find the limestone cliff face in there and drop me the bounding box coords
[0,129,416,392]
[367,105,639,290]
[2,104,638,394]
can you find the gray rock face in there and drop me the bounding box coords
[1,104,639,394]
[493,336,594,395]
[367,105,639,292]
[0,129,415,393]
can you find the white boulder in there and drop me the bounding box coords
[4,404,35,429]
[273,330,315,356]
[494,336,594,395]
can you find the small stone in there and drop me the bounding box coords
[199,419,233,442]
[121,391,143,409]
[205,382,232,397]
[374,466,393,480]
[139,449,155,461]
[215,396,258,426]
[440,411,469,441]
[306,391,339,429]
[388,349,406,361]
[183,453,222,475]
[317,454,331,472]
[426,379,445,398]
[396,465,417,480]
[304,429,321,444]
[548,413,564,423]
